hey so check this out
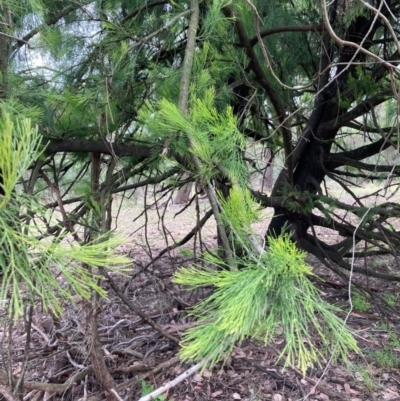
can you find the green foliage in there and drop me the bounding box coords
[371,347,399,368]
[352,292,371,313]
[0,112,130,319]
[219,185,261,253]
[342,1,369,28]
[140,380,167,401]
[179,248,193,258]
[367,328,400,369]
[0,113,44,206]
[200,1,233,41]
[140,87,247,184]
[351,365,374,391]
[220,185,259,230]
[347,66,377,100]
[174,234,359,374]
[383,292,399,308]
[279,184,314,214]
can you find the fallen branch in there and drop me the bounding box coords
[85,357,181,401]
[0,385,19,401]
[137,360,206,401]
[23,367,92,392]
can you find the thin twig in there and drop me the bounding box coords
[24,367,93,392]
[102,271,179,344]
[320,0,398,70]
[14,305,34,396]
[137,360,206,401]
[143,209,213,270]
[85,357,181,401]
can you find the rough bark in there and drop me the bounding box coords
[266,11,384,243]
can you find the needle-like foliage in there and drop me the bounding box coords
[0,112,130,319]
[174,234,359,374]
[140,86,248,184]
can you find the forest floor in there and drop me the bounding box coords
[3,186,400,401]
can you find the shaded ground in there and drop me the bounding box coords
[2,191,400,401]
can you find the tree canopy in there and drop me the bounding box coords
[5,0,396,278]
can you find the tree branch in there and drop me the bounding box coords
[327,155,400,174]
[321,0,399,70]
[322,90,392,132]
[299,236,400,282]
[177,0,236,268]
[44,138,153,158]
[222,4,293,182]
[326,137,393,169]
[121,1,169,24]
[249,24,324,46]
[12,3,86,53]
[137,360,206,401]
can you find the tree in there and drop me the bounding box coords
[1,0,400,397]
[32,0,397,284]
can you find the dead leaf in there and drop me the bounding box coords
[272,394,284,401]
[383,389,400,398]
[234,350,246,359]
[344,383,351,394]
[211,390,223,398]
[192,374,202,383]
[354,372,363,381]
[202,369,212,378]
[206,383,211,397]
[232,393,241,400]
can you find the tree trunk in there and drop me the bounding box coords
[0,6,10,100]
[174,173,193,204]
[261,148,274,192]
[266,12,380,244]
[267,99,340,241]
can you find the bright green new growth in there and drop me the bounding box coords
[174,235,359,374]
[219,186,262,254]
[0,113,43,207]
[0,112,131,319]
[140,86,247,184]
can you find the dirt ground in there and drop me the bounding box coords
[2,192,400,401]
